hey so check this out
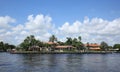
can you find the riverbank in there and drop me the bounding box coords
[10,51,115,54]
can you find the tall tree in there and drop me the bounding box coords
[65,37,72,45]
[72,38,78,46]
[113,44,120,50]
[49,35,57,42]
[100,41,108,51]
[0,41,15,51]
[78,36,81,42]
[0,41,4,51]
[20,35,40,51]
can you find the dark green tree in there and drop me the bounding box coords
[0,41,4,51]
[49,35,57,42]
[78,36,81,42]
[100,41,108,51]
[20,35,40,51]
[113,44,120,51]
[0,41,16,51]
[65,37,72,45]
[57,41,65,45]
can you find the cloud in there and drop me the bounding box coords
[58,21,82,34]
[25,14,52,31]
[0,14,120,46]
[0,14,53,45]
[57,17,120,45]
[0,16,15,28]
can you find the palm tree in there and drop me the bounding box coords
[20,35,39,51]
[65,37,72,45]
[78,36,81,42]
[49,35,57,42]
[100,41,108,51]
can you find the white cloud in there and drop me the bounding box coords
[57,17,120,45]
[25,14,52,31]
[58,21,82,35]
[12,24,24,31]
[0,14,120,46]
[0,14,53,45]
[0,16,15,28]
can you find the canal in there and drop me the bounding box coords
[0,52,120,72]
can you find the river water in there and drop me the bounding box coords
[0,52,120,72]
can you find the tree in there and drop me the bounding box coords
[57,41,65,45]
[113,44,120,50]
[100,41,108,51]
[65,36,84,50]
[49,35,57,42]
[0,41,16,52]
[78,36,81,42]
[72,38,78,46]
[0,41,4,51]
[19,35,40,51]
[65,37,72,45]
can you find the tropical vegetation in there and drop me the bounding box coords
[0,34,120,52]
[0,41,15,51]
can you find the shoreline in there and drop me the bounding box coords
[10,51,117,54]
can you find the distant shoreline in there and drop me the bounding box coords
[10,51,119,54]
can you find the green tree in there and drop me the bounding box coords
[78,36,81,42]
[65,36,84,50]
[49,35,57,42]
[65,37,72,45]
[113,44,120,50]
[100,41,108,51]
[57,41,65,45]
[20,35,40,51]
[72,38,78,46]
[0,41,4,51]
[0,41,15,52]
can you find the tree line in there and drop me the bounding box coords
[0,41,15,52]
[18,35,84,51]
[0,35,120,51]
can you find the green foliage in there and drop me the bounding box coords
[49,35,57,42]
[113,44,120,50]
[65,36,84,50]
[100,41,108,51]
[57,41,65,45]
[19,35,42,51]
[65,37,72,45]
[0,41,15,51]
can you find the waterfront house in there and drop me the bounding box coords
[46,42,58,51]
[54,45,75,52]
[29,46,41,51]
[85,43,101,51]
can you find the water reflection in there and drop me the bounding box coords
[0,53,120,72]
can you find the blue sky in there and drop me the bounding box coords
[0,0,120,45]
[0,0,120,25]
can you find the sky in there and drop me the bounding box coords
[0,0,120,46]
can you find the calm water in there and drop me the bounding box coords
[0,53,120,72]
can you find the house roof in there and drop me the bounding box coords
[55,45,74,48]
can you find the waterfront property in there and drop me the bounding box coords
[85,43,101,51]
[54,45,75,52]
